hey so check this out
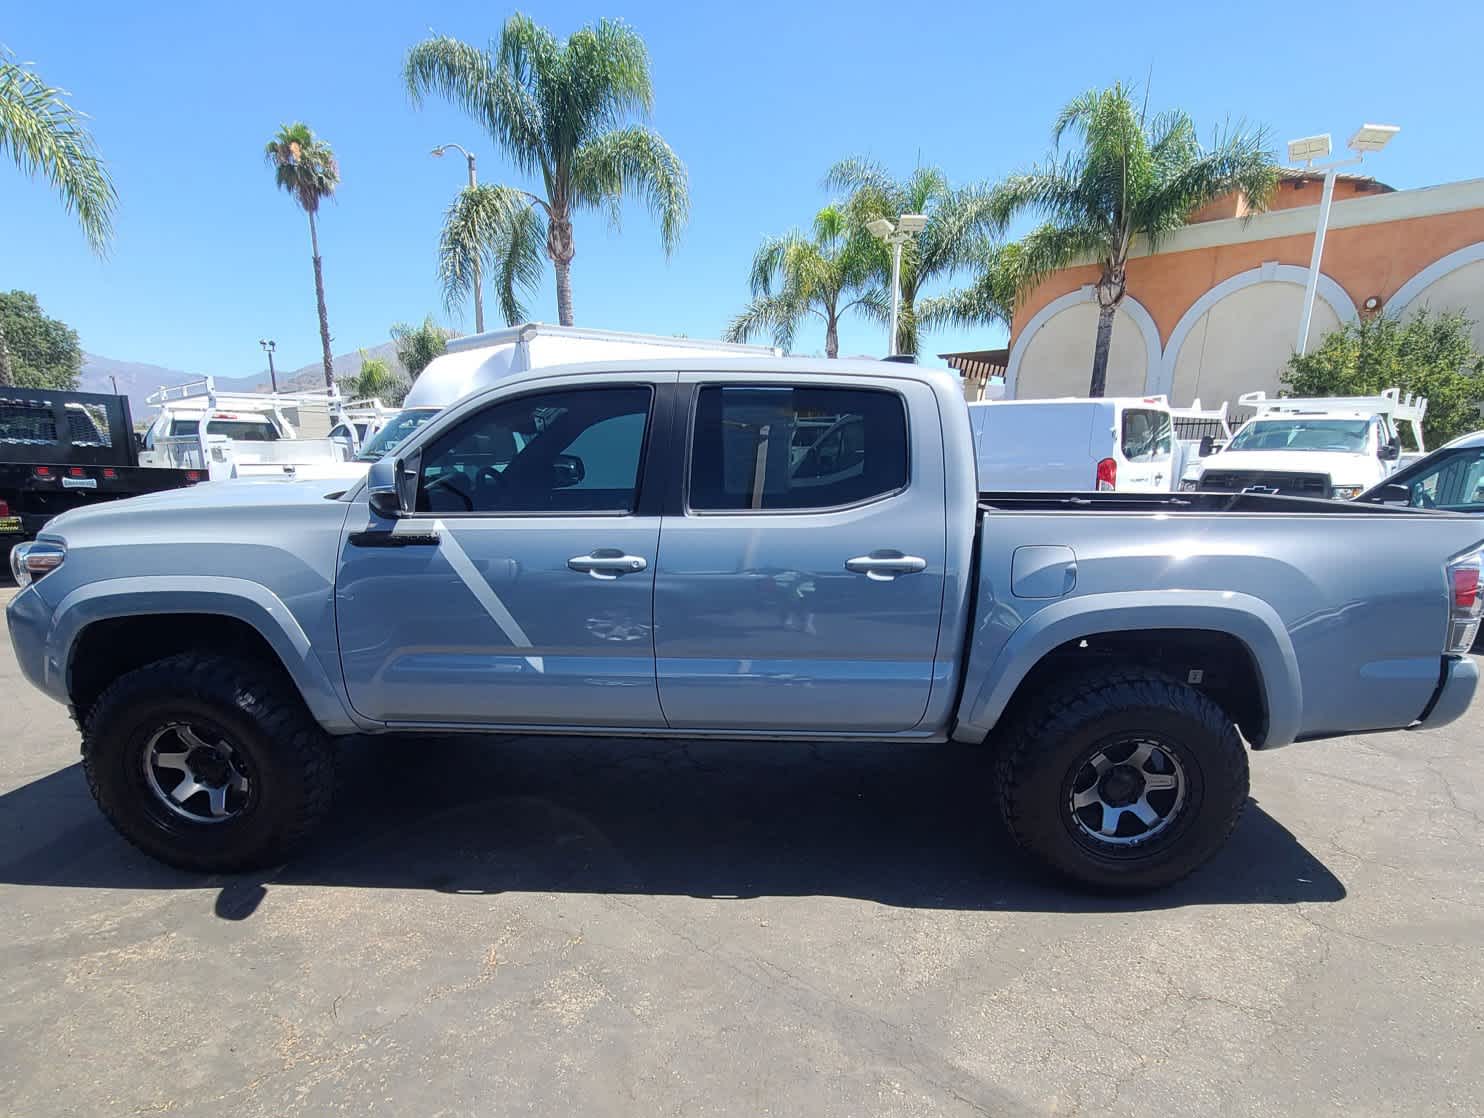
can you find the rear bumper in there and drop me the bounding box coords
[1411,655,1479,732]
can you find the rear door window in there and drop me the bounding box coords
[689,385,908,511]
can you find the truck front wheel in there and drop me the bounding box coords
[995,669,1249,891]
[82,653,335,873]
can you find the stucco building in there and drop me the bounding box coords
[989,173,1484,406]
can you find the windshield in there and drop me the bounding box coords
[356,408,439,461]
[1226,418,1371,453]
[169,417,280,441]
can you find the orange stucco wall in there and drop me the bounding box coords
[1011,202,1484,348]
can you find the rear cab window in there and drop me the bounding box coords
[688,385,908,511]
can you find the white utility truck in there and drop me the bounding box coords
[1185,388,1426,500]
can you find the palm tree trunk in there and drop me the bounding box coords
[897,297,915,357]
[547,214,576,327]
[825,314,839,359]
[308,210,334,388]
[0,319,13,387]
[1089,300,1117,398]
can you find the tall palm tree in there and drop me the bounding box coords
[0,50,116,386]
[265,122,340,388]
[405,15,689,327]
[724,206,886,357]
[988,82,1277,396]
[824,158,1004,356]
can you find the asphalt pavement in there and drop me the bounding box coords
[2,584,1481,1115]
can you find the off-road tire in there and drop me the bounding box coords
[82,652,335,872]
[995,668,1248,891]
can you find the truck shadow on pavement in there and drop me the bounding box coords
[0,734,1345,918]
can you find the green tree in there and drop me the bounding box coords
[344,351,409,406]
[0,51,116,385]
[405,15,689,326]
[824,158,1006,355]
[265,122,340,388]
[391,315,453,381]
[1282,309,1484,448]
[0,291,83,390]
[724,206,886,357]
[988,82,1277,396]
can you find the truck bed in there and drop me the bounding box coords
[978,490,1436,516]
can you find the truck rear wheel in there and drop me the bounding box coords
[82,653,335,873]
[995,669,1248,891]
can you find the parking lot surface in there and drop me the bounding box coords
[2,585,1482,1115]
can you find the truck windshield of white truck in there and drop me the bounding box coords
[1226,418,1372,453]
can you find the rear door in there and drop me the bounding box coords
[653,374,948,733]
[1118,407,1175,491]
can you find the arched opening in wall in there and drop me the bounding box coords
[1169,283,1342,408]
[1015,301,1150,399]
[1395,257,1484,353]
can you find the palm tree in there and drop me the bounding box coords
[988,82,1277,396]
[345,352,408,405]
[405,15,689,327]
[265,122,340,388]
[724,206,886,358]
[824,158,1004,356]
[390,315,453,381]
[0,50,116,386]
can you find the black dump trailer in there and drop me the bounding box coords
[1,387,199,557]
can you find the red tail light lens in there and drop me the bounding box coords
[102,468,118,480]
[0,498,9,516]
[1445,550,1483,653]
[185,470,202,483]
[33,466,53,479]
[1095,457,1117,491]
[67,466,86,478]
[1453,566,1480,611]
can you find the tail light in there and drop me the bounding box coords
[67,466,86,478]
[10,540,65,588]
[33,465,53,480]
[184,470,203,483]
[0,498,8,517]
[102,468,118,480]
[1095,457,1117,491]
[1445,549,1482,653]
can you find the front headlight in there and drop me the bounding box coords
[1330,485,1363,501]
[10,540,66,588]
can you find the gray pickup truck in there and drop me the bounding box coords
[7,358,1482,890]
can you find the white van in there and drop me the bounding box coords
[968,396,1177,492]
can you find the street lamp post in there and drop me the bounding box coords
[258,338,278,393]
[866,213,928,356]
[432,142,483,334]
[1288,124,1399,355]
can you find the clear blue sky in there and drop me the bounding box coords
[4,0,1482,379]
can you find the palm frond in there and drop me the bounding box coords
[570,125,689,255]
[0,53,116,254]
[389,315,453,378]
[405,35,546,178]
[437,183,543,323]
[264,121,338,215]
[724,292,803,353]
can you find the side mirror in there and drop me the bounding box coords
[1375,482,1411,506]
[1380,442,1401,461]
[552,453,585,489]
[367,454,419,518]
[1197,435,1215,458]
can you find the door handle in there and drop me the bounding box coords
[845,551,928,581]
[568,550,648,579]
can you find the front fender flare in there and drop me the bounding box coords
[956,590,1302,749]
[48,575,367,734]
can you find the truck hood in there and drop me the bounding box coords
[1190,449,1385,485]
[40,475,354,539]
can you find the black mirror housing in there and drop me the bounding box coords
[1197,435,1215,457]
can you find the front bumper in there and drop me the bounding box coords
[5,584,64,704]
[1411,655,1479,732]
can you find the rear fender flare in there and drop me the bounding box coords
[958,590,1301,748]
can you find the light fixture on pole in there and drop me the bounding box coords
[867,213,928,356]
[432,142,484,334]
[258,338,278,394]
[1289,123,1399,355]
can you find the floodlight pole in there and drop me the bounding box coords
[1295,154,1361,355]
[889,236,905,356]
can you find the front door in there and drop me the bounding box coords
[335,380,665,727]
[653,377,948,733]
